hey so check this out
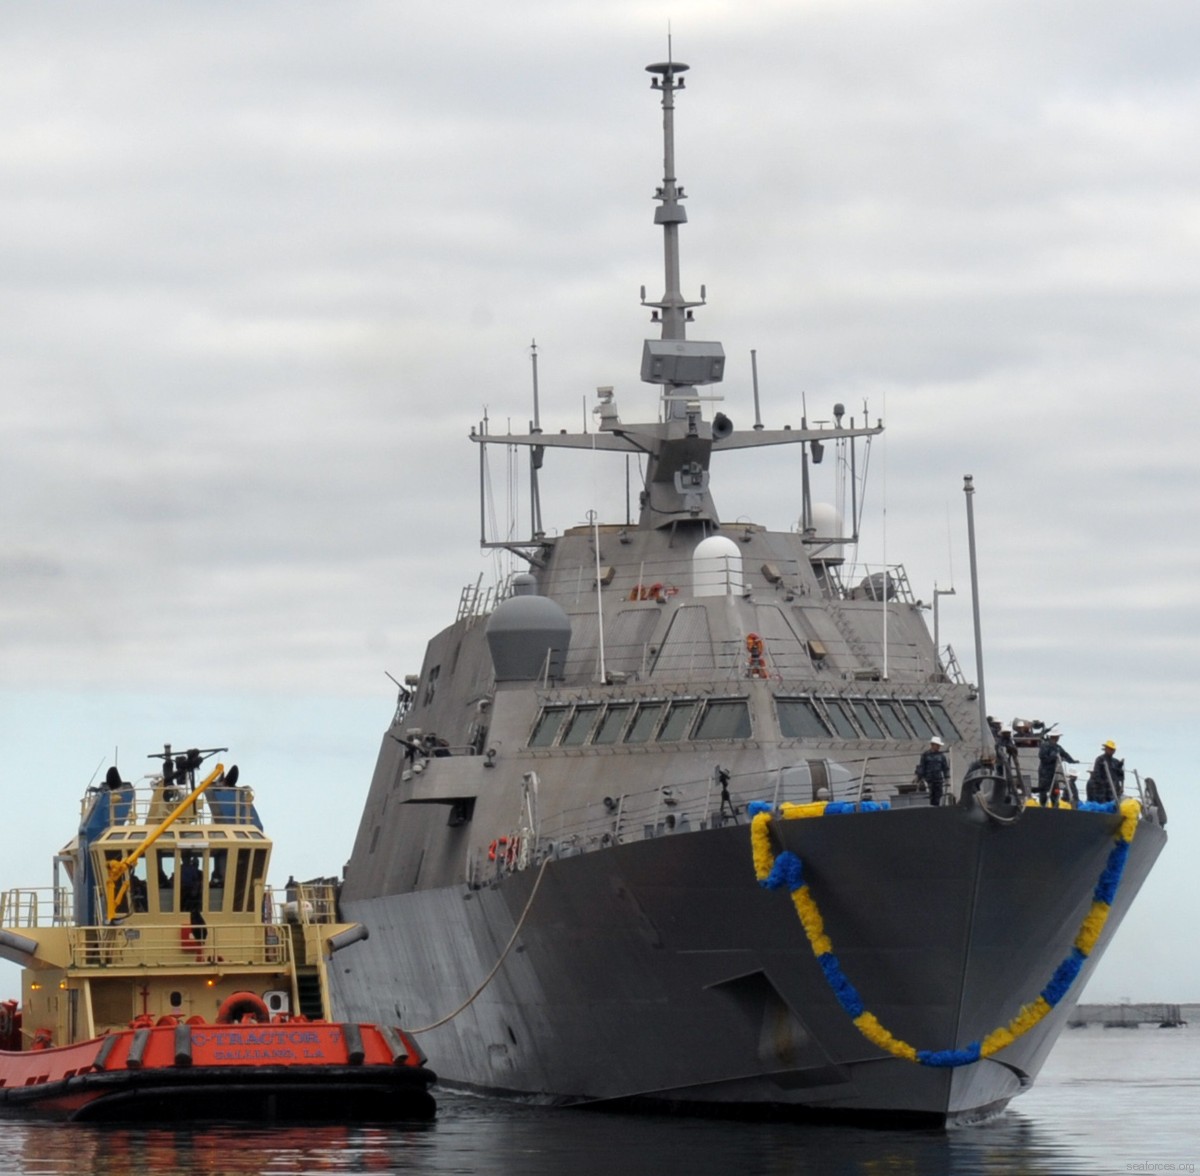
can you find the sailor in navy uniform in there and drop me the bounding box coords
[915,737,950,806]
[1037,731,1077,807]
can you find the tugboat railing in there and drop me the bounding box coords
[0,887,73,929]
[66,922,290,969]
[78,782,259,829]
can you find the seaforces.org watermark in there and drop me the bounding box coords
[1127,1163,1195,1174]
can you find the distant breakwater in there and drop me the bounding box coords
[1068,1002,1193,1027]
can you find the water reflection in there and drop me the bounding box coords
[0,1100,1093,1176]
[5,1027,1197,1176]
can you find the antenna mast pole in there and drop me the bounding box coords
[649,58,688,344]
[963,475,989,753]
[529,341,544,538]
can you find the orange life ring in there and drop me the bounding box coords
[216,991,271,1025]
[488,836,510,862]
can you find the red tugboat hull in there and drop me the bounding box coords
[0,1020,435,1123]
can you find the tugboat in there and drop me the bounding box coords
[325,59,1168,1124]
[0,745,435,1122]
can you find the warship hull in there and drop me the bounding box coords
[329,55,1168,1126]
[331,805,1164,1124]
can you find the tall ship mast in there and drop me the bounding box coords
[329,59,1167,1124]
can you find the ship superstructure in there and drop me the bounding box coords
[329,60,1166,1124]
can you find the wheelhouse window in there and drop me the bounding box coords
[593,704,633,745]
[530,706,569,747]
[694,699,751,740]
[527,696,752,747]
[624,702,665,744]
[659,700,699,742]
[229,847,269,913]
[902,702,937,740]
[156,849,176,913]
[776,698,831,739]
[875,700,912,739]
[850,700,886,739]
[927,701,961,741]
[560,705,601,747]
[823,699,859,739]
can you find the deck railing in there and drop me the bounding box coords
[65,922,290,969]
[0,887,73,929]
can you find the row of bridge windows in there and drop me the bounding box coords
[529,695,960,749]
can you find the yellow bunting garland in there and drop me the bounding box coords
[749,796,1142,1068]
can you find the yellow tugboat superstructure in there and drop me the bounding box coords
[0,745,435,1122]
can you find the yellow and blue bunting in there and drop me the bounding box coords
[748,796,1142,1068]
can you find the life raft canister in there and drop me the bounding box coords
[216,991,272,1025]
[488,836,520,867]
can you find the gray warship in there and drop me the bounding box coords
[330,59,1167,1124]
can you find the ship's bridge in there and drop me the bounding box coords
[71,759,271,928]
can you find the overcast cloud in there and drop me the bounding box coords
[2,1,1198,1000]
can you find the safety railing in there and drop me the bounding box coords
[462,554,918,616]
[66,922,290,969]
[269,881,340,926]
[0,887,73,929]
[473,755,914,880]
[77,783,260,830]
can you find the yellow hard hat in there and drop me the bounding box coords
[1102,740,1117,751]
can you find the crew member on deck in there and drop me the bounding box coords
[915,737,950,806]
[1087,741,1125,803]
[180,853,202,914]
[1037,731,1078,807]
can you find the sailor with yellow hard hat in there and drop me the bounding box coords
[1087,740,1125,803]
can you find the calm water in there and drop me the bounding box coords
[2,1025,1196,1175]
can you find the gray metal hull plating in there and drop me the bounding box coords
[330,805,1164,1123]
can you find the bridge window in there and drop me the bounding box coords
[530,706,569,747]
[560,705,601,747]
[593,704,633,745]
[694,700,751,740]
[624,702,665,744]
[156,850,176,913]
[902,702,937,740]
[927,701,961,741]
[875,700,912,739]
[823,700,860,739]
[776,698,831,739]
[659,700,699,742]
[850,700,886,738]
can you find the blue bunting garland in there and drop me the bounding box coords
[750,796,1143,1067]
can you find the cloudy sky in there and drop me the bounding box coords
[2,2,1198,1003]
